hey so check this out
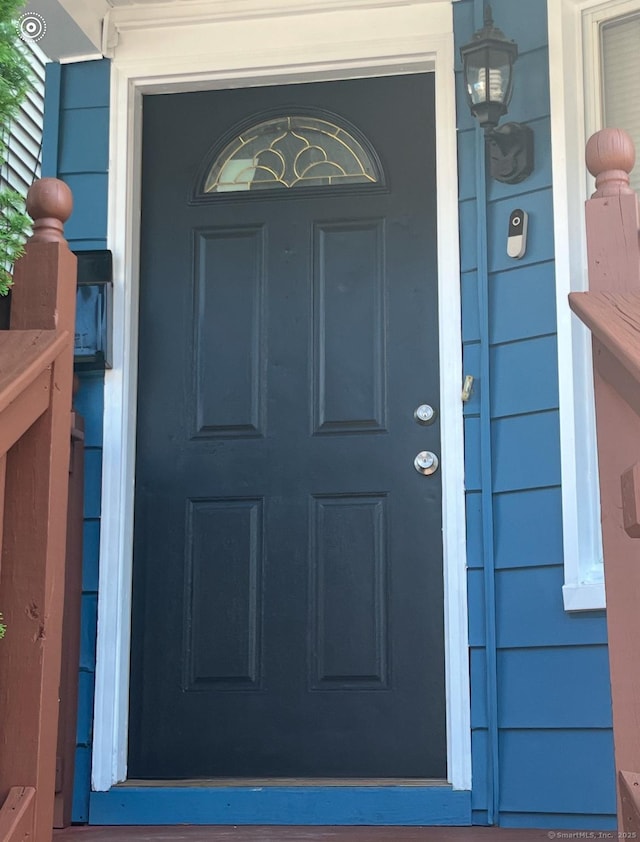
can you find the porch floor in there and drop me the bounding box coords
[53,827,595,841]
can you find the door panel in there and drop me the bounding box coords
[129,74,445,779]
[194,226,266,437]
[313,220,386,433]
[310,494,387,689]
[186,497,263,690]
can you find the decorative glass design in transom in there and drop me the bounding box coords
[203,115,380,192]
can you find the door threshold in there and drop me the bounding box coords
[118,778,451,788]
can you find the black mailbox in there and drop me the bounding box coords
[73,249,113,370]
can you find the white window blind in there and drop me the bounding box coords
[602,13,640,193]
[1,41,46,199]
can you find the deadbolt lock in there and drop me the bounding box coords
[414,404,437,425]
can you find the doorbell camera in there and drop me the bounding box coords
[507,209,528,259]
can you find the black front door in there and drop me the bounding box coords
[129,74,445,779]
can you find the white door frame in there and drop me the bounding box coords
[92,0,470,793]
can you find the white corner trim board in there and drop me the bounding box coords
[549,0,640,612]
[92,0,471,795]
[547,0,631,613]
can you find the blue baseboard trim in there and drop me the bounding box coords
[89,786,472,826]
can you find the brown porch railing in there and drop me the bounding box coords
[569,128,640,834]
[0,179,77,842]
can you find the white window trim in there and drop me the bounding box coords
[546,0,640,612]
[582,0,640,136]
[91,0,471,795]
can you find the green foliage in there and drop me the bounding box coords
[0,187,29,294]
[0,613,5,639]
[0,0,33,295]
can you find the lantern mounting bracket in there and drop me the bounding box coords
[485,122,534,185]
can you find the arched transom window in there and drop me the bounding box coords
[203,115,381,192]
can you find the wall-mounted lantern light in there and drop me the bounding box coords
[73,249,113,370]
[460,4,534,184]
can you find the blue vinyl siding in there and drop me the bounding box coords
[499,731,615,815]
[454,0,615,828]
[497,647,612,727]
[495,567,608,648]
[42,58,111,823]
[467,568,487,648]
[490,262,557,344]
[490,335,559,417]
[463,415,482,491]
[493,487,563,568]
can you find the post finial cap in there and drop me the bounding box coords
[586,128,636,198]
[26,178,73,243]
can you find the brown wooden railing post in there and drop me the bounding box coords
[585,128,640,292]
[570,129,640,833]
[0,178,76,842]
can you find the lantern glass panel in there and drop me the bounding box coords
[489,49,513,105]
[465,48,512,106]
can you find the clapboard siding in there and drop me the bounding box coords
[459,201,478,272]
[467,570,487,649]
[493,488,563,568]
[60,61,111,110]
[490,261,557,344]
[465,490,483,569]
[499,730,615,815]
[490,335,559,418]
[463,415,482,492]
[60,174,109,245]
[58,109,109,173]
[461,272,480,341]
[73,374,106,824]
[491,411,562,492]
[2,41,45,198]
[471,729,490,814]
[495,567,608,648]
[497,646,612,728]
[56,59,110,250]
[42,58,111,823]
[82,521,101,592]
[73,376,105,822]
[454,0,614,828]
[470,648,488,728]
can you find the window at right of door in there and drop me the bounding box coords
[601,13,640,193]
